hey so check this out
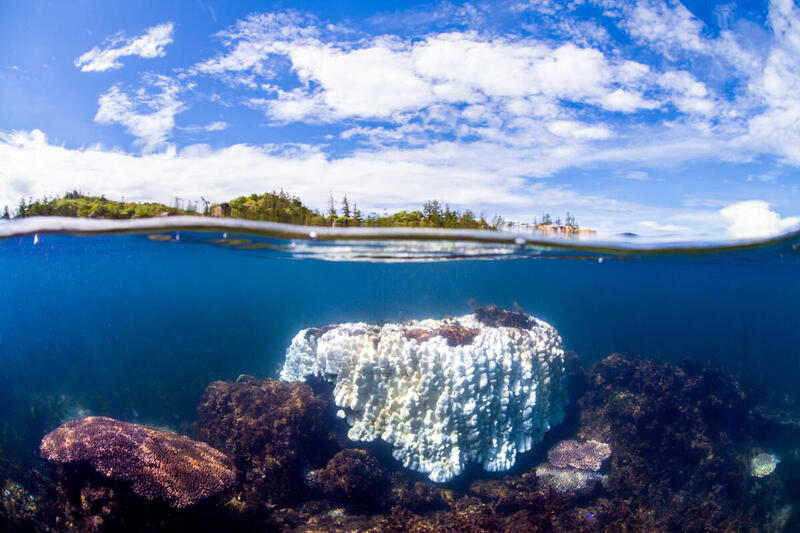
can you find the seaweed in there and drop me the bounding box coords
[473,305,533,329]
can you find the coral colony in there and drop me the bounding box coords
[40,416,234,508]
[535,439,612,493]
[280,307,568,482]
[546,440,612,471]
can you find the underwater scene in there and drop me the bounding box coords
[2,222,800,532]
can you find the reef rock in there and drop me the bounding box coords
[280,308,568,482]
[40,416,234,508]
[312,449,390,509]
[196,378,338,508]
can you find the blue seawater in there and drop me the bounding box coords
[3,228,800,425]
[1,220,800,528]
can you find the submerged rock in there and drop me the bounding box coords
[196,378,339,509]
[280,308,568,482]
[40,416,234,508]
[575,354,792,531]
[312,449,389,509]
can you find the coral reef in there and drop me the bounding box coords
[40,416,234,508]
[546,439,611,471]
[280,310,567,482]
[196,377,339,511]
[7,351,800,531]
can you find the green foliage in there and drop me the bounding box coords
[209,193,492,229]
[11,190,497,230]
[13,191,189,219]
[208,191,327,225]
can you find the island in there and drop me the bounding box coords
[3,190,591,235]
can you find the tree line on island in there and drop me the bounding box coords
[3,190,583,233]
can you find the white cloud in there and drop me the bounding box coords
[181,121,228,132]
[622,170,650,181]
[94,76,185,151]
[75,22,174,72]
[620,0,708,57]
[547,120,612,140]
[599,88,659,112]
[193,19,660,126]
[658,70,715,115]
[192,12,319,77]
[746,171,778,183]
[203,121,228,131]
[719,200,800,239]
[640,220,690,232]
[739,0,800,164]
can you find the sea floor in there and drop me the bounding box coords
[2,352,800,533]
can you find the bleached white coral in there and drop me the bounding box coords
[535,464,604,493]
[280,310,567,483]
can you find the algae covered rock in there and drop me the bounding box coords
[575,354,784,531]
[312,449,389,509]
[196,378,339,509]
[280,307,568,482]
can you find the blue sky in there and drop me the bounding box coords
[1,0,799,239]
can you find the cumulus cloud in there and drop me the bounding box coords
[94,76,185,151]
[720,200,800,239]
[658,70,715,115]
[75,22,174,72]
[193,16,660,129]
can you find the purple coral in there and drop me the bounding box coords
[40,416,234,508]
[546,439,611,472]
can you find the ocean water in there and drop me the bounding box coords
[2,218,800,530]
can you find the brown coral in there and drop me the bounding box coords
[40,416,234,508]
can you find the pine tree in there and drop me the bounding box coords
[342,195,350,218]
[1,206,9,219]
[328,192,337,218]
